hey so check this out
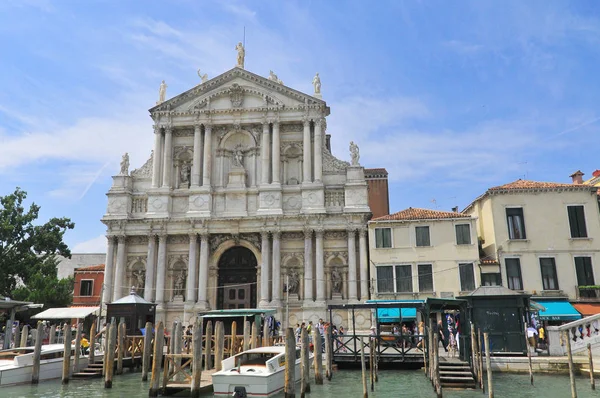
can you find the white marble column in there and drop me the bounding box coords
[151,125,162,188]
[197,233,209,308]
[202,125,212,187]
[272,121,280,184]
[113,236,127,300]
[144,235,157,302]
[161,126,173,188]
[155,235,167,304]
[261,121,270,184]
[303,228,313,303]
[315,229,325,303]
[271,231,282,305]
[314,118,323,182]
[191,124,203,187]
[259,231,270,307]
[102,236,116,303]
[186,234,198,303]
[302,119,311,183]
[347,229,358,301]
[359,228,369,301]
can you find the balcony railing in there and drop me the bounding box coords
[576,286,600,301]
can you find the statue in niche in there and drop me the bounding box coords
[331,268,343,294]
[349,141,360,166]
[119,153,130,175]
[132,269,145,290]
[232,146,244,168]
[235,42,245,68]
[312,72,321,94]
[173,270,186,298]
[287,270,300,295]
[179,163,191,187]
[197,69,208,83]
[157,80,167,104]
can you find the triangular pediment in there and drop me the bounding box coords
[149,67,327,116]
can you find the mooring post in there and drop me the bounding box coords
[325,324,333,381]
[484,332,493,398]
[89,322,96,364]
[588,343,595,390]
[478,328,484,392]
[565,331,577,398]
[142,322,153,381]
[369,332,374,391]
[284,327,296,398]
[243,320,250,351]
[313,329,323,385]
[116,321,125,375]
[524,325,533,386]
[31,321,43,384]
[73,323,82,373]
[20,325,29,348]
[215,321,225,371]
[105,322,117,388]
[190,318,204,398]
[230,320,237,356]
[62,323,72,385]
[360,337,368,398]
[434,333,442,397]
[204,320,213,371]
[470,322,477,381]
[301,327,310,397]
[14,324,21,349]
[149,321,164,397]
[251,321,258,349]
[263,321,270,347]
[375,334,379,383]
[428,321,434,382]
[48,324,56,344]
[173,321,183,382]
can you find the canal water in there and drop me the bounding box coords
[1,370,595,397]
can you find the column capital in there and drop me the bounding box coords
[194,123,201,131]
[158,233,168,242]
[153,124,162,134]
[262,118,270,127]
[106,235,117,244]
[314,117,324,127]
[164,125,173,134]
[261,230,270,239]
[199,231,210,239]
[315,228,325,238]
[271,230,281,239]
[204,124,212,132]
[303,227,313,238]
[117,235,127,243]
[358,227,368,237]
[302,116,310,127]
[188,232,198,240]
[346,227,357,235]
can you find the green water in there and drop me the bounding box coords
[0,370,594,397]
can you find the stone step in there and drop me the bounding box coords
[440,371,474,376]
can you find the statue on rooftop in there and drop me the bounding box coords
[197,69,208,83]
[312,72,321,94]
[268,70,283,85]
[157,80,167,104]
[119,152,130,175]
[349,141,360,166]
[235,42,245,68]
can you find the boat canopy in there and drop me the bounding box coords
[32,306,99,320]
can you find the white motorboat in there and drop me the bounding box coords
[212,345,305,398]
[0,344,87,386]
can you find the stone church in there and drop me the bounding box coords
[102,49,377,328]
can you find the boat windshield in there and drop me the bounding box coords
[235,352,278,367]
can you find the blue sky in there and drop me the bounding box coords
[1,1,599,253]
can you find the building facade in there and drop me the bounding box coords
[463,179,600,300]
[368,208,480,300]
[101,60,374,328]
[365,168,389,219]
[57,253,106,280]
[72,264,105,307]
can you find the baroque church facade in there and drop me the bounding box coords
[102,52,374,328]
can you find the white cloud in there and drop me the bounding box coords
[72,234,107,253]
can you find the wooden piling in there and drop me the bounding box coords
[251,321,258,349]
[428,321,434,382]
[369,334,374,391]
[173,322,183,382]
[20,325,29,348]
[31,321,43,384]
[190,318,204,398]
[313,329,323,385]
[204,320,213,371]
[73,323,82,373]
[374,336,379,383]
[325,324,333,381]
[117,321,125,375]
[263,321,270,347]
[243,320,250,351]
[142,321,153,381]
[105,322,116,388]
[470,323,477,381]
[62,323,72,385]
[284,327,296,398]
[484,332,493,398]
[89,322,96,364]
[149,321,164,397]
[565,331,577,398]
[231,321,237,356]
[360,337,368,398]
[478,328,484,392]
[215,321,225,371]
[524,325,533,386]
[14,324,21,349]
[588,343,595,390]
[49,324,56,344]
[434,333,442,398]
[300,327,310,397]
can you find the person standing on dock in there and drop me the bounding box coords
[437,320,448,352]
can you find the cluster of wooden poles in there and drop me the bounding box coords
[425,320,443,398]
[468,323,491,398]
[563,330,596,398]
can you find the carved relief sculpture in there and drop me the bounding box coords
[349,141,360,166]
[229,84,244,108]
[235,42,245,68]
[119,153,130,176]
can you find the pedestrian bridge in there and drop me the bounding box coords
[548,313,600,356]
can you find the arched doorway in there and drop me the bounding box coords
[217,246,257,309]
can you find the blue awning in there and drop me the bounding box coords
[537,301,582,321]
[366,300,423,323]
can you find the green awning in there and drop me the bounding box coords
[537,301,581,321]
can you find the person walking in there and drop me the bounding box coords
[437,320,448,352]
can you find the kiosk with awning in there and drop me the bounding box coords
[536,300,582,322]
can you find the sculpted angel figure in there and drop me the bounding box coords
[120,152,130,175]
[197,69,208,83]
[158,80,167,104]
[349,141,360,166]
[312,72,321,94]
[235,42,245,68]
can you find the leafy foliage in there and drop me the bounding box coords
[0,188,75,307]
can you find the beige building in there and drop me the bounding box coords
[368,208,480,300]
[463,179,600,300]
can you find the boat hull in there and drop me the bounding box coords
[0,356,88,386]
[213,360,302,397]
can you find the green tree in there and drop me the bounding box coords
[0,188,75,307]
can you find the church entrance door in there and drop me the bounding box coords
[217,246,257,309]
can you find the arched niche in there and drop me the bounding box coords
[217,129,258,188]
[174,146,193,189]
[283,144,303,185]
[169,258,187,302]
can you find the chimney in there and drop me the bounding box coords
[593,170,600,178]
[452,206,459,213]
[570,170,584,184]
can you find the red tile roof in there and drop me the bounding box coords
[372,207,471,221]
[75,264,105,272]
[365,168,388,174]
[488,179,582,191]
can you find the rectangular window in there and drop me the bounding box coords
[395,265,413,293]
[418,264,434,292]
[540,258,559,290]
[506,207,526,239]
[575,257,595,286]
[376,266,394,293]
[415,226,431,247]
[567,205,588,238]
[375,228,392,248]
[481,273,501,286]
[80,280,93,296]
[459,263,475,291]
[455,224,471,245]
[505,258,523,290]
